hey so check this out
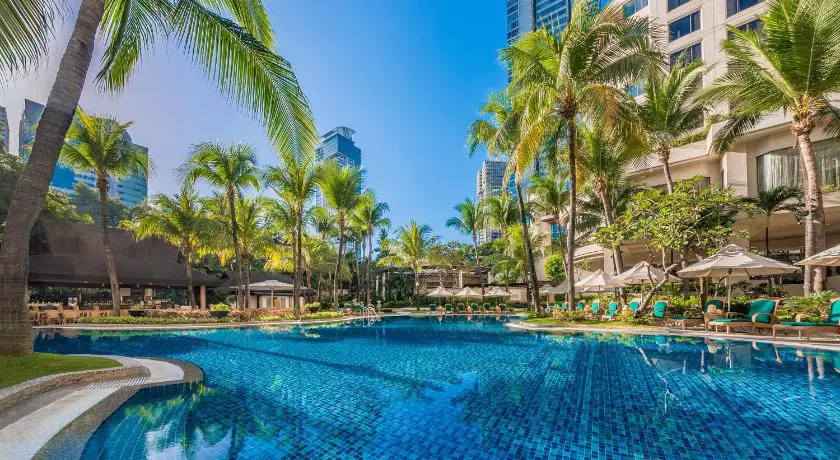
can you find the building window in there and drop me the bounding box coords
[757,138,840,192]
[669,11,701,42]
[626,80,645,97]
[727,0,762,17]
[670,42,702,67]
[623,0,648,18]
[728,18,762,38]
[668,0,691,11]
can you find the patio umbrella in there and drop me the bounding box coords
[538,284,556,295]
[485,286,512,297]
[427,286,454,297]
[575,269,625,292]
[239,280,295,308]
[796,243,840,267]
[614,261,679,285]
[678,244,799,308]
[454,286,482,297]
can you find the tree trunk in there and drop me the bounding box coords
[293,207,302,317]
[565,116,578,307]
[514,176,539,309]
[367,231,374,306]
[226,188,243,308]
[414,266,420,296]
[185,251,196,308]
[596,179,624,274]
[764,215,771,257]
[97,174,121,314]
[473,234,484,296]
[659,147,674,194]
[796,128,826,293]
[0,0,106,355]
[333,216,345,306]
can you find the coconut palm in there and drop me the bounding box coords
[634,60,708,193]
[482,192,520,239]
[503,0,659,305]
[741,185,804,256]
[0,0,60,80]
[180,142,259,308]
[379,221,437,296]
[353,191,390,306]
[133,183,209,308]
[264,150,322,316]
[58,109,150,313]
[467,91,540,307]
[446,198,487,296]
[699,0,840,293]
[319,160,363,305]
[0,0,315,354]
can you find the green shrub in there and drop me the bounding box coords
[667,295,701,316]
[209,303,230,312]
[781,291,838,322]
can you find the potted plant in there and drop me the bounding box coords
[210,303,231,319]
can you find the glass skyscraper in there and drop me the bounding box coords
[506,0,573,42]
[314,127,362,207]
[0,105,8,154]
[18,99,148,207]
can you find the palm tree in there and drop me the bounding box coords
[529,172,570,294]
[467,91,540,307]
[446,198,487,296]
[264,150,322,317]
[180,142,259,308]
[699,0,840,293]
[0,0,315,354]
[576,121,645,273]
[634,60,708,193]
[58,109,150,313]
[504,0,658,305]
[133,183,209,308]
[482,192,520,239]
[741,186,804,256]
[319,160,363,306]
[0,0,60,80]
[353,191,390,306]
[380,221,437,295]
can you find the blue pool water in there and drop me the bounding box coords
[35,317,840,459]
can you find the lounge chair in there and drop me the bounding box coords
[498,304,507,314]
[670,299,723,330]
[627,298,641,314]
[651,300,669,323]
[602,301,620,320]
[560,302,568,312]
[444,303,453,314]
[482,303,492,313]
[707,298,780,334]
[772,298,840,341]
[587,300,601,319]
[576,301,585,312]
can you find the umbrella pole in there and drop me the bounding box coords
[726,276,731,312]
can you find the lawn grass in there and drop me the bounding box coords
[0,353,121,389]
[525,317,661,329]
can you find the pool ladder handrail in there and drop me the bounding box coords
[362,306,380,319]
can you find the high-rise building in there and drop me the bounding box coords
[0,105,8,154]
[506,0,579,43]
[476,160,508,244]
[18,99,148,206]
[314,127,362,207]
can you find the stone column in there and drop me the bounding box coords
[199,286,207,310]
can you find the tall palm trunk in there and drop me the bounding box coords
[659,147,674,194]
[764,215,771,257]
[293,206,302,317]
[185,250,196,308]
[472,234,484,296]
[514,176,539,309]
[595,178,624,273]
[333,216,345,306]
[565,114,578,307]
[226,188,243,308]
[413,264,420,295]
[0,0,106,355]
[96,173,121,314]
[366,231,374,306]
[796,125,826,293]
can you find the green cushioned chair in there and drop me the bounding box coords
[587,301,600,319]
[561,302,568,312]
[576,301,585,312]
[602,301,619,320]
[709,298,780,334]
[704,299,725,312]
[652,300,668,321]
[773,298,840,341]
[628,299,641,312]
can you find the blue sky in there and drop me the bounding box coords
[0,0,507,241]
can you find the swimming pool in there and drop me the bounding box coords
[35,317,839,459]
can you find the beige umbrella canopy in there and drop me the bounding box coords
[427,286,454,297]
[614,261,679,285]
[678,244,799,308]
[454,287,482,297]
[796,243,840,266]
[486,286,512,297]
[538,284,556,295]
[575,269,624,292]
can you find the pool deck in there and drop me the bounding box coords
[506,320,840,351]
[0,357,201,460]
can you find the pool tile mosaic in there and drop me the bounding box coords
[33,317,840,459]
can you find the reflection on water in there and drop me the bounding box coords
[35,317,840,459]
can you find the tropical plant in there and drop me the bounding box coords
[741,185,804,256]
[467,91,539,306]
[446,197,486,295]
[482,192,520,238]
[319,160,363,305]
[504,0,659,305]
[781,291,838,321]
[58,109,150,313]
[544,253,565,282]
[633,60,708,193]
[264,150,322,316]
[379,221,437,295]
[180,142,259,308]
[133,183,210,308]
[353,191,390,305]
[699,0,840,293]
[0,0,315,355]
[0,0,60,80]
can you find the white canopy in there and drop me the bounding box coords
[678,244,800,278]
[538,284,556,295]
[427,286,454,297]
[575,269,624,292]
[485,286,512,297]
[235,280,295,291]
[614,261,678,285]
[796,243,840,267]
[454,286,482,297]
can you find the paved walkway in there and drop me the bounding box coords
[0,359,184,460]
